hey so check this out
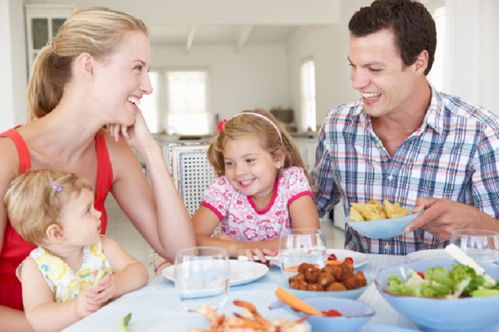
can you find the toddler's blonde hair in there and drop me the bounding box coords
[208,109,305,176]
[4,169,93,245]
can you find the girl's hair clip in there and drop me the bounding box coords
[48,181,63,193]
[217,119,228,134]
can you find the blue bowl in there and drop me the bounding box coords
[279,274,370,300]
[298,297,374,332]
[375,259,499,332]
[283,282,368,300]
[346,209,420,239]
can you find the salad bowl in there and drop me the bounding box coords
[375,259,499,332]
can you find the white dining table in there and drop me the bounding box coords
[64,254,422,332]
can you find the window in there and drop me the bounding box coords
[138,69,211,135]
[166,70,210,135]
[300,59,316,132]
[140,71,160,133]
[25,4,75,74]
[428,6,446,91]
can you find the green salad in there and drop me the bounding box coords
[387,264,499,298]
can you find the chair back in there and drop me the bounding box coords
[169,143,217,216]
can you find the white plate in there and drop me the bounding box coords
[238,249,368,269]
[405,249,451,263]
[162,260,269,286]
[327,249,368,269]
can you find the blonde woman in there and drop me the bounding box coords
[0,7,195,330]
[5,169,148,331]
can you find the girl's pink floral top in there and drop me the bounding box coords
[201,166,313,241]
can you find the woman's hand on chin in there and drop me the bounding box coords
[107,110,155,150]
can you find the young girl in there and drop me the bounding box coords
[4,169,148,331]
[192,109,320,260]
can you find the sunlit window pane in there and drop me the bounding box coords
[300,60,316,132]
[141,71,160,133]
[166,71,209,135]
[428,7,446,91]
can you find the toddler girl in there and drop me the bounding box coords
[4,169,148,331]
[192,109,320,260]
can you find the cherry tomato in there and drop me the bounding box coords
[322,309,342,317]
[344,257,354,264]
[327,253,337,261]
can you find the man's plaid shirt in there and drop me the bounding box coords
[313,87,499,254]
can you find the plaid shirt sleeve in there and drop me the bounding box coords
[469,116,499,218]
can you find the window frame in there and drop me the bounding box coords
[162,66,211,136]
[143,67,212,135]
[299,57,317,133]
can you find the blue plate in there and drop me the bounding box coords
[346,209,421,239]
[375,259,499,332]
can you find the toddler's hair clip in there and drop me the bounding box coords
[217,119,228,133]
[48,181,63,193]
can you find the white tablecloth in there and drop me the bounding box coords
[64,254,421,332]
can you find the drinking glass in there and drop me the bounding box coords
[449,229,499,265]
[174,246,230,312]
[279,229,327,275]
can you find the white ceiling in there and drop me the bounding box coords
[148,24,301,52]
[149,24,297,44]
[25,0,341,52]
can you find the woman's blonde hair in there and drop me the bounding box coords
[27,7,148,121]
[4,169,93,245]
[208,109,305,176]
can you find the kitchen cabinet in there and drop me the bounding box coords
[24,4,75,74]
[292,136,318,172]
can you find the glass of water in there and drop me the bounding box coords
[279,229,327,275]
[449,229,499,265]
[174,246,230,312]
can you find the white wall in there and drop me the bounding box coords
[151,43,289,125]
[0,0,28,131]
[25,0,340,25]
[287,0,370,131]
[10,0,499,130]
[0,0,15,131]
[429,0,499,114]
[480,0,499,113]
[287,0,499,129]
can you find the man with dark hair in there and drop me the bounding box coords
[313,0,499,254]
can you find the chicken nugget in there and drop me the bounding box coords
[317,272,335,287]
[326,282,347,291]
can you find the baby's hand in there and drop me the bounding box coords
[92,273,116,304]
[74,288,102,318]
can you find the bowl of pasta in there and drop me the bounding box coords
[346,200,420,239]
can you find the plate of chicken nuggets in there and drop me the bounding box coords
[282,259,369,300]
[346,200,421,239]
